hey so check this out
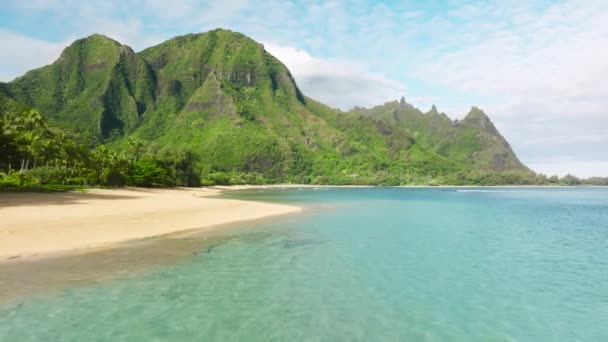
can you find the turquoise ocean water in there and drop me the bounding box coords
[1,187,607,341]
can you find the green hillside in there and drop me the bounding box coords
[351,99,528,172]
[0,29,537,186]
[6,35,156,144]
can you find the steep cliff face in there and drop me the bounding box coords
[138,30,305,112]
[436,107,528,171]
[5,34,156,142]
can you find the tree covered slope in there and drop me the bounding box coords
[0,29,532,185]
[351,99,528,172]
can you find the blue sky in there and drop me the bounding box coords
[1,0,607,177]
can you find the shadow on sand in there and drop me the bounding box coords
[0,191,141,208]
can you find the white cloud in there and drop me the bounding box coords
[0,30,66,81]
[264,43,406,109]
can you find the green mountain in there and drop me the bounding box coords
[350,98,528,172]
[0,29,532,185]
[6,34,155,143]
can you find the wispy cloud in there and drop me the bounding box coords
[264,43,405,109]
[0,30,66,81]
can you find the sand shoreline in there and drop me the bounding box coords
[211,184,604,189]
[0,187,301,262]
[0,184,598,262]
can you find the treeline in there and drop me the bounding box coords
[443,170,608,186]
[543,174,608,186]
[0,102,203,190]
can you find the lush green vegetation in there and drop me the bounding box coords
[0,97,603,189]
[1,29,603,190]
[0,96,198,190]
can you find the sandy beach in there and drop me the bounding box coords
[0,187,301,261]
[0,184,580,262]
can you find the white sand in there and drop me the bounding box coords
[0,187,301,261]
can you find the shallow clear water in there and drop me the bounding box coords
[2,187,608,341]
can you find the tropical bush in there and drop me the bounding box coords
[128,159,172,187]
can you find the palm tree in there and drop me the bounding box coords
[0,113,20,172]
[127,137,145,162]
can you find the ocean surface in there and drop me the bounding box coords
[1,187,607,341]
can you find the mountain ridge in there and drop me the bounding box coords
[349,99,527,172]
[0,29,532,185]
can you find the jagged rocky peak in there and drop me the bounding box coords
[465,106,489,118]
[397,96,415,109]
[461,106,492,125]
[460,106,502,136]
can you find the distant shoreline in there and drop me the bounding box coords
[0,187,301,263]
[211,184,607,189]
